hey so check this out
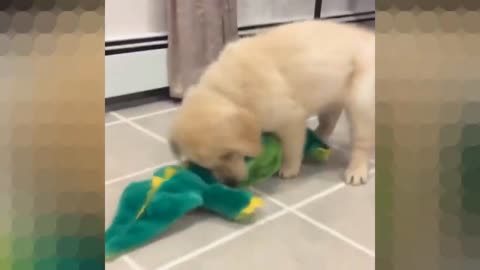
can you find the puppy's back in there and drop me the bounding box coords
[226,20,373,60]
[195,20,374,115]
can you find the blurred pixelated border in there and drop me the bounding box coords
[376,0,480,269]
[1,1,105,270]
[2,0,480,269]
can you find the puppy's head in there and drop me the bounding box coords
[170,104,261,187]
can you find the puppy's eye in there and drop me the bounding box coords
[220,152,235,161]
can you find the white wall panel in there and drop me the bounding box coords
[105,0,374,98]
[105,0,167,40]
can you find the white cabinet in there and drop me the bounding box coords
[320,0,375,18]
[238,0,316,26]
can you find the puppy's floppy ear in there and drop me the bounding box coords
[233,109,262,157]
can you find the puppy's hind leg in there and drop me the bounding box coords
[315,106,343,141]
[344,69,375,185]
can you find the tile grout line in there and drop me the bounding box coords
[293,210,375,257]
[106,107,179,127]
[251,185,375,258]
[107,108,374,165]
[155,182,347,270]
[103,136,373,187]
[110,112,169,144]
[106,160,178,185]
[106,119,123,126]
[250,184,343,211]
[286,182,346,210]
[122,255,145,270]
[129,107,179,121]
[156,209,289,270]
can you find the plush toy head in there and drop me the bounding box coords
[244,129,330,186]
[185,129,329,187]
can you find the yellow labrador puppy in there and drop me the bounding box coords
[170,20,374,187]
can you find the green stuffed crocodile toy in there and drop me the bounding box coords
[105,129,330,260]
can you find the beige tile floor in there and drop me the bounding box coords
[105,102,375,270]
[106,20,375,270]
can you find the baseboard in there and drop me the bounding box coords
[106,87,181,111]
[105,12,374,99]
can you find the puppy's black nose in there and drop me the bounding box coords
[224,178,238,188]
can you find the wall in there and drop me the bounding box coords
[105,0,168,41]
[105,0,317,40]
[105,0,375,98]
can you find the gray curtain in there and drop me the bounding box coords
[166,0,238,99]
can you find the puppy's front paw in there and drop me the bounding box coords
[344,165,369,185]
[279,164,300,179]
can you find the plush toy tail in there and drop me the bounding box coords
[202,184,263,221]
[234,197,264,221]
[105,166,201,261]
[135,167,178,219]
[308,147,331,161]
[304,129,331,161]
[106,192,203,260]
